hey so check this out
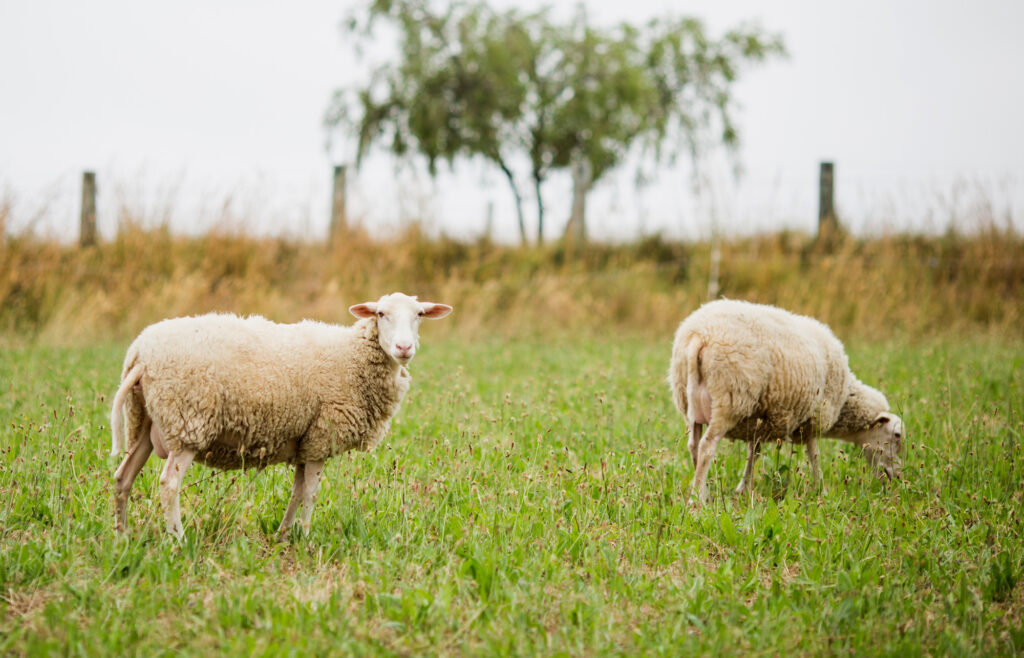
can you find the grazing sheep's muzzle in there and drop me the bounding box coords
[889,453,904,479]
[882,463,902,480]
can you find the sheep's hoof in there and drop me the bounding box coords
[686,493,706,512]
[276,525,306,543]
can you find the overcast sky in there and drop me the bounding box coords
[2,0,1023,241]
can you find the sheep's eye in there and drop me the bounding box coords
[417,310,425,317]
[377,311,385,318]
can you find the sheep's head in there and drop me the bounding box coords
[858,412,903,479]
[350,292,453,365]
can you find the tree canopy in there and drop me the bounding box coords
[327,0,785,244]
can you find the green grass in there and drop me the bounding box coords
[1,334,1022,655]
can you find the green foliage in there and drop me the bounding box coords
[984,551,1018,604]
[1,335,1022,653]
[329,1,784,243]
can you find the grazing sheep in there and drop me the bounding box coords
[110,292,452,539]
[667,299,902,503]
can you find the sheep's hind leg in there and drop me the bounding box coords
[691,429,726,506]
[735,441,761,496]
[806,437,823,489]
[688,421,704,469]
[297,462,324,535]
[276,463,306,540]
[113,418,154,532]
[159,448,196,540]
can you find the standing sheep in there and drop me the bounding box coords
[110,292,452,539]
[667,299,902,503]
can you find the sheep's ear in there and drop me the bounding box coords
[419,303,453,319]
[872,415,891,427]
[350,303,378,319]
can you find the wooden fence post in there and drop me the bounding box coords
[0,195,7,249]
[80,171,97,247]
[485,200,494,241]
[329,164,347,245]
[707,235,721,300]
[818,161,836,236]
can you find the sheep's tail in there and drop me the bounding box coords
[110,363,143,456]
[684,335,705,416]
[669,329,703,416]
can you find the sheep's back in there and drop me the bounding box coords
[679,300,851,441]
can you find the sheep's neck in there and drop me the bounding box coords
[360,329,405,376]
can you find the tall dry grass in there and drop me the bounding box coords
[0,214,1021,343]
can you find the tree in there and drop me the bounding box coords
[327,0,784,244]
[327,0,539,243]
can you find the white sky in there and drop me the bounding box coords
[1,0,1023,242]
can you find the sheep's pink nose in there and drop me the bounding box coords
[396,343,413,354]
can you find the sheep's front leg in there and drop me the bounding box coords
[113,419,154,531]
[691,431,724,505]
[688,421,704,469]
[276,463,306,539]
[806,437,823,488]
[159,449,196,540]
[735,441,761,496]
[297,461,324,534]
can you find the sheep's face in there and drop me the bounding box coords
[859,412,903,479]
[350,292,453,365]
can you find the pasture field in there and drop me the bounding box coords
[0,333,1021,655]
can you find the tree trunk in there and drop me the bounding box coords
[498,161,528,245]
[534,174,545,245]
[563,156,591,248]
